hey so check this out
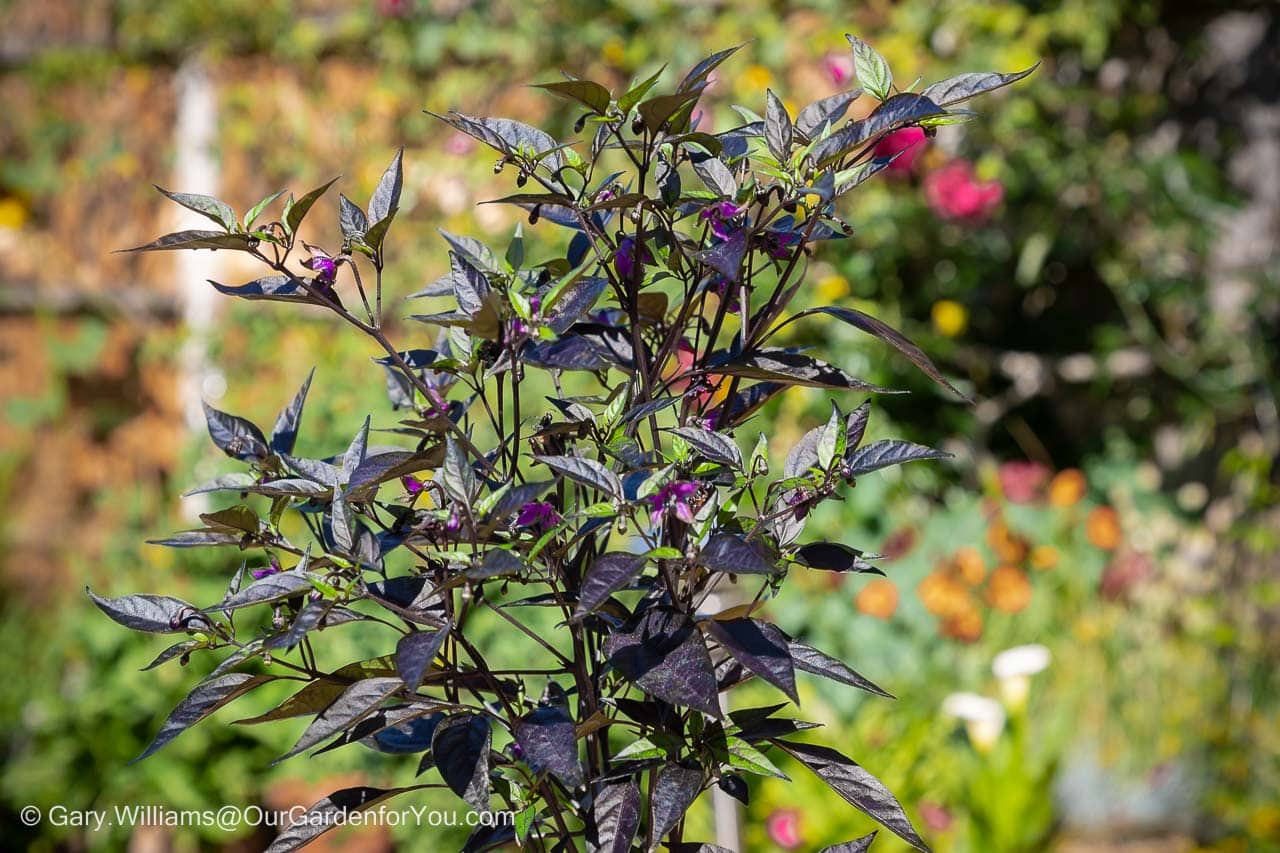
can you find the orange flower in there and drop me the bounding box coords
[856,578,899,619]
[1086,506,1122,550]
[954,546,987,585]
[940,605,984,642]
[986,566,1032,613]
[1029,545,1059,570]
[986,519,1029,564]
[918,571,972,617]
[1048,468,1087,506]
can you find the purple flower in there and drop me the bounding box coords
[510,318,531,337]
[401,475,425,496]
[516,501,561,530]
[648,481,699,526]
[301,250,337,284]
[760,229,801,260]
[700,201,745,241]
[252,555,282,580]
[445,511,461,533]
[709,274,741,312]
[615,237,652,279]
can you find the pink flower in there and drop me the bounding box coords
[516,501,560,530]
[648,481,698,526]
[765,809,803,849]
[823,52,854,87]
[445,133,476,156]
[401,475,425,496]
[874,127,927,175]
[923,161,1004,224]
[997,461,1051,504]
[918,801,954,832]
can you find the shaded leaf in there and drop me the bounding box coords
[210,275,315,304]
[433,713,492,811]
[397,624,451,689]
[705,618,798,703]
[820,832,879,853]
[713,349,896,393]
[339,194,367,239]
[368,148,404,223]
[536,79,612,113]
[793,542,877,574]
[764,89,793,161]
[285,176,339,234]
[604,608,720,717]
[576,552,647,617]
[202,402,269,462]
[796,89,862,138]
[700,533,778,576]
[516,706,584,788]
[270,368,315,455]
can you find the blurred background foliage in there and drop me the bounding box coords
[0,0,1276,850]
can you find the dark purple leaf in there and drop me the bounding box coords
[793,542,877,573]
[202,402,269,462]
[920,64,1039,107]
[590,779,641,853]
[397,623,451,689]
[265,786,424,853]
[339,193,367,239]
[535,454,622,498]
[712,349,897,393]
[820,833,879,853]
[651,763,704,842]
[576,552,647,618]
[700,533,778,576]
[795,90,862,138]
[516,706,583,789]
[788,640,892,698]
[705,618,798,703]
[432,713,492,812]
[209,275,315,304]
[810,93,946,166]
[119,230,257,253]
[677,44,743,93]
[134,673,274,762]
[845,440,949,477]
[270,368,315,455]
[604,608,721,717]
[87,589,197,634]
[368,147,404,223]
[209,571,313,613]
[764,89,793,161]
[670,427,742,469]
[773,740,929,851]
[154,187,236,230]
[794,306,967,399]
[277,677,403,763]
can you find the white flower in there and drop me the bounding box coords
[942,692,1005,752]
[992,644,1051,679]
[992,644,1051,710]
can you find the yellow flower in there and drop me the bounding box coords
[742,64,772,92]
[0,197,28,230]
[931,299,968,337]
[816,274,850,302]
[602,38,626,67]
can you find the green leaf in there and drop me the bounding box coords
[535,79,612,114]
[155,187,237,231]
[847,35,893,101]
[243,190,285,230]
[285,176,340,234]
[618,65,666,115]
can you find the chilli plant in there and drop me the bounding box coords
[93,36,1033,853]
